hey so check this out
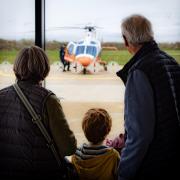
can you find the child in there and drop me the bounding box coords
[72,108,120,180]
[106,133,125,154]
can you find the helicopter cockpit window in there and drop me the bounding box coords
[86,46,97,57]
[90,41,96,45]
[68,44,74,55]
[78,41,84,44]
[75,46,85,55]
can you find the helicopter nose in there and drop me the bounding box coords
[76,57,93,67]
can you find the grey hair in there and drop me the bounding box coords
[121,14,154,46]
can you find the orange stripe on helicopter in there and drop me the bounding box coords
[76,57,93,67]
[64,54,93,67]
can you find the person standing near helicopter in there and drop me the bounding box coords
[59,44,70,72]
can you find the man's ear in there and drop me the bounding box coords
[123,35,129,47]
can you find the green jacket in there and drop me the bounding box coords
[43,94,77,157]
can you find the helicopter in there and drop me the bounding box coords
[62,25,107,74]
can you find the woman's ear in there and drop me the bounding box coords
[123,35,129,47]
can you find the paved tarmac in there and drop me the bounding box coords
[0,63,125,145]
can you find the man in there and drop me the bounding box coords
[117,14,180,180]
[59,45,70,72]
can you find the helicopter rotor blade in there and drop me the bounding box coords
[46,25,103,32]
[46,26,84,31]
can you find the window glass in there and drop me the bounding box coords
[78,41,84,44]
[86,46,97,57]
[45,0,180,146]
[90,41,96,45]
[75,46,85,55]
[0,0,35,89]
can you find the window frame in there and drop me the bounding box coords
[35,0,45,50]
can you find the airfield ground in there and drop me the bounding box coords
[0,63,125,146]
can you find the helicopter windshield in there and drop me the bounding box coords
[75,46,85,55]
[86,46,97,57]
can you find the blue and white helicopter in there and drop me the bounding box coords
[64,25,107,74]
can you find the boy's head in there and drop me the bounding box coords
[82,108,112,144]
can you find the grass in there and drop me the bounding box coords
[0,50,18,64]
[164,50,180,63]
[0,49,180,65]
[101,50,132,65]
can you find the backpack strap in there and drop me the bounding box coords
[13,83,63,168]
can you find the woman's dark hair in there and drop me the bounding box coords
[13,46,50,83]
[82,108,112,144]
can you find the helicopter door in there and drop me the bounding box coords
[65,42,76,62]
[68,44,75,55]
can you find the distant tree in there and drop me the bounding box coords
[0,39,180,51]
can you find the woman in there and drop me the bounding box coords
[0,46,77,178]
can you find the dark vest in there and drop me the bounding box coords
[0,81,61,179]
[117,41,180,179]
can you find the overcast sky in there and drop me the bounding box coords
[0,0,179,42]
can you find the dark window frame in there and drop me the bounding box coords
[35,0,45,50]
[35,0,46,86]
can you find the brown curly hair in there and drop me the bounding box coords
[82,108,112,144]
